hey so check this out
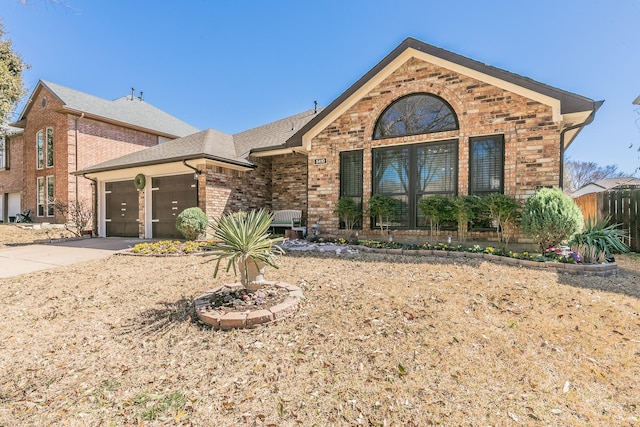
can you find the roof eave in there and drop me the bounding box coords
[287,37,600,151]
[73,154,255,176]
[250,143,306,157]
[60,107,184,139]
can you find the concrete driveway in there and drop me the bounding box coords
[0,238,149,279]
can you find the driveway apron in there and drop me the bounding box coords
[0,238,148,279]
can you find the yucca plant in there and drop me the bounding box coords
[569,216,629,263]
[207,209,285,290]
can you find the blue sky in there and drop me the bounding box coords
[3,0,640,174]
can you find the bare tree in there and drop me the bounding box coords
[54,199,93,237]
[564,157,628,194]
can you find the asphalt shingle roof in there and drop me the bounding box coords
[233,109,322,157]
[79,128,253,173]
[28,81,199,138]
[77,109,322,174]
[286,37,602,148]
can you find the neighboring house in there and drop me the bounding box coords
[77,37,602,241]
[571,177,640,198]
[1,80,198,226]
[0,126,24,223]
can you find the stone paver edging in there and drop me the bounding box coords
[194,281,303,330]
[353,246,618,276]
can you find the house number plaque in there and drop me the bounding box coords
[314,158,327,165]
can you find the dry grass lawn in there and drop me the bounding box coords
[0,225,639,426]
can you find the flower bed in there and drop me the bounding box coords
[123,240,216,256]
[353,240,618,276]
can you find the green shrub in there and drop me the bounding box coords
[176,207,208,240]
[480,193,521,247]
[334,197,361,238]
[569,217,629,263]
[521,187,583,253]
[450,195,478,242]
[366,194,397,235]
[418,195,454,238]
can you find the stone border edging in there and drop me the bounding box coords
[351,246,618,276]
[194,281,303,330]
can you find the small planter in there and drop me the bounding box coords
[240,260,267,291]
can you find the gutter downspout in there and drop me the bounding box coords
[74,113,84,205]
[559,103,600,189]
[82,173,98,236]
[182,160,201,208]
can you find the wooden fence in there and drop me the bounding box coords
[573,189,640,252]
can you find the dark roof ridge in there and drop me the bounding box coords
[286,37,602,148]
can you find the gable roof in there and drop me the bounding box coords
[285,37,602,150]
[236,108,322,156]
[77,128,253,174]
[16,80,199,138]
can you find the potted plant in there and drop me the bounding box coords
[207,209,285,291]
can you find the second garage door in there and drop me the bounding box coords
[151,174,197,239]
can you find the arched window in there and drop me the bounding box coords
[373,93,458,139]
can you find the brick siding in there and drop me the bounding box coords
[202,156,272,220]
[19,86,161,224]
[307,57,561,239]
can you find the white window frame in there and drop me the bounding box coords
[0,136,6,169]
[37,177,45,217]
[46,127,54,168]
[36,130,44,170]
[46,175,55,217]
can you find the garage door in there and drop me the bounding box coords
[105,180,139,237]
[151,174,197,239]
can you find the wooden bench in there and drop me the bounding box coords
[271,210,302,229]
[271,210,306,238]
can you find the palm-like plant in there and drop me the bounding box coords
[208,209,285,290]
[569,216,629,263]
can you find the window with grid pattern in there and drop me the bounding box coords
[373,140,457,228]
[373,93,458,139]
[469,135,504,195]
[339,150,363,229]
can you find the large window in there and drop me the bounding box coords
[469,135,504,195]
[36,128,54,169]
[373,93,458,139]
[46,176,55,216]
[339,150,363,229]
[37,177,45,216]
[36,131,44,169]
[46,128,54,167]
[372,141,457,228]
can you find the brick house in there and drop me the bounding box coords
[78,37,602,241]
[0,126,24,223]
[1,81,198,225]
